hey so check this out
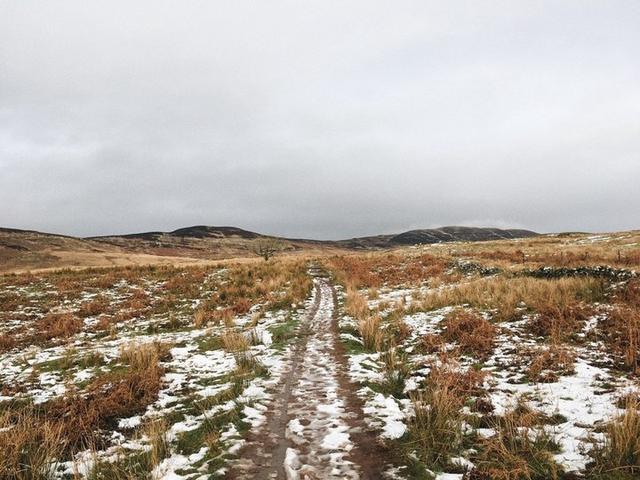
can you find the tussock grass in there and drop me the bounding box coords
[78,295,110,317]
[379,349,412,397]
[526,344,576,383]
[345,286,369,321]
[587,399,640,479]
[470,406,563,480]
[221,329,249,353]
[358,315,383,352]
[37,312,83,341]
[119,341,171,371]
[442,308,497,358]
[405,362,486,470]
[407,371,465,468]
[415,276,604,323]
[600,306,640,373]
[46,347,164,454]
[0,408,65,480]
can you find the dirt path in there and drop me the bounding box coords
[227,272,390,479]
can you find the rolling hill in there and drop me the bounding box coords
[0,225,539,272]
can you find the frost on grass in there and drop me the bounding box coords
[0,261,313,478]
[327,242,640,479]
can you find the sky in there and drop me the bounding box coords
[1,1,639,240]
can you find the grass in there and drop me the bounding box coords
[401,362,487,472]
[0,408,65,480]
[599,306,640,373]
[587,398,640,479]
[221,329,249,352]
[358,314,383,352]
[325,252,449,289]
[442,308,497,358]
[469,406,563,480]
[379,348,412,397]
[406,371,466,470]
[414,276,605,323]
[526,344,576,383]
[269,313,299,349]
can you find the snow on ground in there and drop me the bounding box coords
[336,275,640,479]
[0,266,315,478]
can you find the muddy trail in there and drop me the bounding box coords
[227,271,390,479]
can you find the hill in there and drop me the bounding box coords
[0,225,539,272]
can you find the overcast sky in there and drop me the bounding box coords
[1,1,639,239]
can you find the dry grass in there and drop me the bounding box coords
[442,309,497,358]
[144,418,170,471]
[37,312,83,341]
[420,332,445,354]
[416,276,603,323]
[78,295,110,317]
[588,398,640,479]
[221,329,249,353]
[326,252,449,289]
[345,286,369,320]
[46,348,164,454]
[526,344,576,383]
[616,279,640,309]
[408,378,464,468]
[0,408,65,480]
[599,306,640,372]
[0,333,17,353]
[358,315,383,352]
[469,406,562,480]
[119,341,171,371]
[406,362,486,469]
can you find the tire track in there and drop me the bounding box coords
[227,271,390,479]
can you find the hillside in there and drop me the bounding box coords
[0,225,539,272]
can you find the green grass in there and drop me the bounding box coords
[268,313,299,350]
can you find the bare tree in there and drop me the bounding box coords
[252,238,283,261]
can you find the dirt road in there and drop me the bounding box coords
[227,272,389,479]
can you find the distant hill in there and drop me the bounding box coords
[0,224,539,272]
[389,226,539,245]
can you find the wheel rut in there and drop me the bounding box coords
[226,271,390,480]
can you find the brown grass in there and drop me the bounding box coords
[46,346,164,454]
[221,329,249,352]
[526,345,576,383]
[37,312,83,341]
[77,295,110,317]
[588,398,640,478]
[345,286,369,321]
[420,333,445,354]
[358,315,383,352]
[416,276,603,324]
[469,406,562,480]
[119,341,171,370]
[326,252,449,289]
[442,309,497,358]
[599,306,640,373]
[0,333,17,353]
[0,408,65,480]
[407,362,486,468]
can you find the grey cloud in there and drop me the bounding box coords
[1,1,639,239]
